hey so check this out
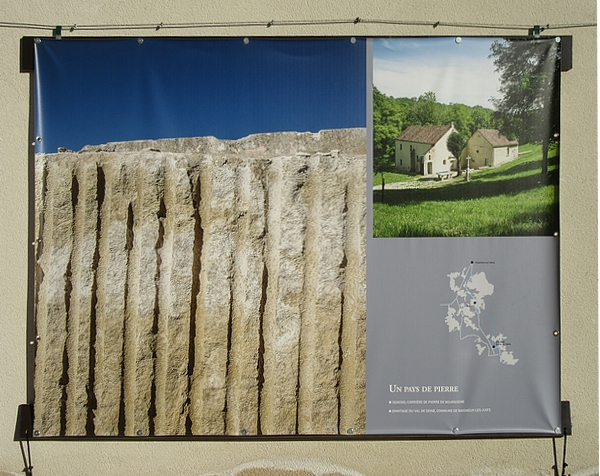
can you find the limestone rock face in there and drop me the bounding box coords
[33,128,366,437]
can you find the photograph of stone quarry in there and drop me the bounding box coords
[32,128,367,437]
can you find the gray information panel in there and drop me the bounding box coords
[366,236,561,435]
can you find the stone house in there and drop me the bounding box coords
[461,129,519,169]
[395,124,458,177]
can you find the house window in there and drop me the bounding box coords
[399,144,403,151]
[400,159,403,166]
[443,159,446,165]
[506,147,509,156]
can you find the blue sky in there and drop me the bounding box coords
[373,37,502,109]
[35,38,366,153]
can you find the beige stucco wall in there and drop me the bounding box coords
[0,0,596,475]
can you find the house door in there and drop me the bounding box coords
[410,149,416,172]
[427,161,432,175]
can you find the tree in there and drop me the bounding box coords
[447,132,467,175]
[373,86,406,176]
[471,106,494,132]
[489,38,560,174]
[445,103,473,140]
[408,92,443,126]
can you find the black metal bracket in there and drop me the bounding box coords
[559,36,573,71]
[552,401,572,476]
[15,404,34,476]
[14,404,34,441]
[561,400,572,435]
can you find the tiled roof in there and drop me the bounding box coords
[396,125,453,145]
[477,129,518,147]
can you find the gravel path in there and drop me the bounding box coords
[373,180,445,190]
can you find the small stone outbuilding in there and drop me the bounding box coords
[462,129,519,169]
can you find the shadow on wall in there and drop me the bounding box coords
[205,459,367,476]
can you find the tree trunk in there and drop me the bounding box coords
[542,138,549,175]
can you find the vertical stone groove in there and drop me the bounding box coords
[259,157,281,435]
[86,164,104,436]
[256,263,268,436]
[59,342,69,436]
[186,172,203,435]
[66,163,95,435]
[153,191,167,434]
[61,173,77,436]
[337,188,349,434]
[93,159,132,435]
[338,158,367,434]
[223,285,234,433]
[119,202,135,436]
[297,156,319,434]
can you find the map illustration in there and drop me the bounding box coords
[443,262,518,366]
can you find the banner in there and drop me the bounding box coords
[31,36,560,438]
[367,37,561,435]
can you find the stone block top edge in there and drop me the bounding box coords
[72,128,367,157]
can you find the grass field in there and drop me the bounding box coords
[372,143,559,237]
[372,171,420,187]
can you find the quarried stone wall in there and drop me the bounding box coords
[32,128,366,437]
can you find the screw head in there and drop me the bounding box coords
[33,430,40,437]
[452,427,460,434]
[554,427,562,434]
[241,429,247,435]
[136,430,143,436]
[137,38,144,45]
[553,330,560,336]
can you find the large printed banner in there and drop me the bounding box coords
[31,37,560,438]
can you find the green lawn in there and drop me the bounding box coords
[372,171,421,187]
[373,144,559,237]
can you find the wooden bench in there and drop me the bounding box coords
[437,171,454,181]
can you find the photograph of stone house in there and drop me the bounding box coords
[372,37,560,238]
[462,129,519,169]
[394,124,458,177]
